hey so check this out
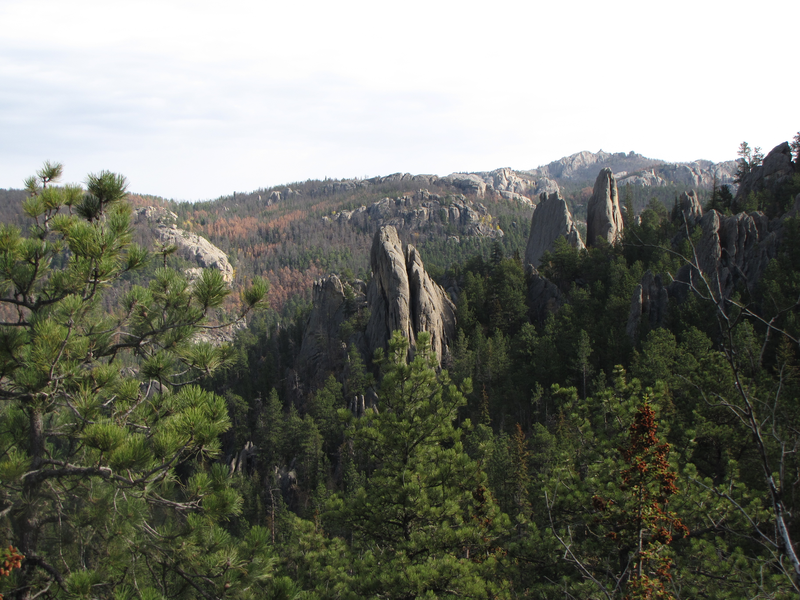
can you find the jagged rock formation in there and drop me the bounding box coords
[586,168,624,246]
[295,275,367,386]
[134,206,234,284]
[532,177,560,197]
[527,267,564,324]
[524,191,585,267]
[734,142,797,206]
[294,227,456,389]
[626,271,669,341]
[616,169,667,187]
[527,150,737,190]
[442,173,487,198]
[678,190,703,226]
[470,168,536,204]
[482,168,530,195]
[529,150,662,181]
[670,209,779,301]
[365,226,456,363]
[616,162,738,189]
[229,441,257,474]
[324,190,502,238]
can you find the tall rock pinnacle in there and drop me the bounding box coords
[365,226,456,363]
[525,191,585,267]
[586,168,624,246]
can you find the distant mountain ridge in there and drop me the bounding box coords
[522,149,738,190]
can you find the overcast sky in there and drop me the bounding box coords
[1,0,797,201]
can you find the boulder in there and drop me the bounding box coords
[586,168,624,246]
[365,226,456,363]
[524,191,585,267]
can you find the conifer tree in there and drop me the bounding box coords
[593,402,687,600]
[328,331,510,599]
[0,163,268,599]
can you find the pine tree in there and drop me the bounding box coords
[0,164,269,599]
[328,331,511,599]
[593,402,687,600]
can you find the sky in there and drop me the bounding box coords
[1,0,797,201]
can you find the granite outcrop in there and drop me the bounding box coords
[525,191,585,267]
[134,206,234,284]
[365,226,456,363]
[586,168,624,246]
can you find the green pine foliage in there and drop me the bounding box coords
[326,332,510,599]
[0,164,270,599]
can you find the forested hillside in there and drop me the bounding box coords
[2,138,800,599]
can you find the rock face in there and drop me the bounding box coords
[678,190,703,226]
[616,162,738,190]
[586,168,624,246]
[528,150,738,190]
[532,177,560,197]
[525,191,585,267]
[294,275,368,387]
[527,268,563,324]
[617,169,667,187]
[134,206,234,284]
[442,173,487,198]
[670,209,778,301]
[530,150,662,181]
[734,142,796,206]
[475,168,535,203]
[626,271,669,341]
[297,275,363,371]
[365,226,456,363]
[324,190,502,239]
[294,227,456,389]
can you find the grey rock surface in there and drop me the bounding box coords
[295,275,366,387]
[443,173,487,198]
[532,177,560,197]
[134,206,234,284]
[324,190,503,239]
[527,267,564,324]
[670,209,778,301]
[626,271,669,341]
[734,142,795,206]
[365,226,456,363]
[586,168,624,246]
[526,150,737,190]
[678,190,703,227]
[525,191,585,267]
[528,150,662,181]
